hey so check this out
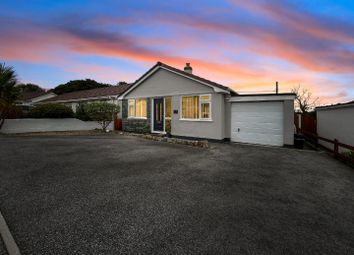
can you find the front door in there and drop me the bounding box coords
[153,98,164,132]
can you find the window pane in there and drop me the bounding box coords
[136,99,147,118]
[128,99,135,117]
[200,95,210,101]
[201,103,210,119]
[182,96,199,119]
[165,97,171,118]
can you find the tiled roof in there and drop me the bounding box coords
[131,61,237,95]
[44,84,132,102]
[19,91,48,101]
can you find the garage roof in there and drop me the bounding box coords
[316,100,354,110]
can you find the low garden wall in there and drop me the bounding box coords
[0,119,113,134]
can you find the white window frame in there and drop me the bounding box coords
[151,97,166,134]
[128,98,147,119]
[164,96,172,120]
[128,99,135,118]
[199,94,212,120]
[180,94,212,121]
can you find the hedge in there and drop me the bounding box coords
[28,103,74,118]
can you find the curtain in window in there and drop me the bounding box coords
[128,99,135,117]
[165,97,171,118]
[182,96,199,119]
[136,99,147,118]
[201,103,210,118]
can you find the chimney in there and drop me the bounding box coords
[275,81,279,94]
[184,63,192,74]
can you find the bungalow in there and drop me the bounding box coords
[119,62,295,146]
[42,84,132,117]
[16,91,57,110]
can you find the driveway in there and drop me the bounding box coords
[0,135,353,254]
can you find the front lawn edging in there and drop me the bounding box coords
[123,132,209,148]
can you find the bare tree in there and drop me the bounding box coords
[291,85,319,113]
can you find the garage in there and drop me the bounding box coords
[229,94,295,146]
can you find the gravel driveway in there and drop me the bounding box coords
[0,135,353,254]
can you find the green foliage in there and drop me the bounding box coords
[29,103,74,118]
[75,103,91,121]
[52,79,112,95]
[6,104,23,119]
[143,123,151,134]
[0,62,19,103]
[84,102,120,131]
[0,62,20,128]
[117,81,128,86]
[165,119,171,134]
[17,83,45,93]
[341,151,354,161]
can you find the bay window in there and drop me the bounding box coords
[128,98,147,118]
[181,94,211,120]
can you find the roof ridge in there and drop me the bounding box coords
[155,61,237,95]
[43,83,132,102]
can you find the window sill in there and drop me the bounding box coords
[128,117,147,120]
[179,118,213,122]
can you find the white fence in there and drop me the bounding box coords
[0,119,113,134]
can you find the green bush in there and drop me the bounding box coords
[75,103,91,121]
[84,102,120,131]
[29,103,74,118]
[6,104,23,119]
[142,123,151,134]
[341,151,354,161]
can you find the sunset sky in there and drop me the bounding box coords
[1,0,354,104]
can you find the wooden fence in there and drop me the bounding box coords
[294,113,316,135]
[302,131,354,165]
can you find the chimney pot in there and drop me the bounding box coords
[184,63,192,74]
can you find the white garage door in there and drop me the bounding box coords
[231,102,284,146]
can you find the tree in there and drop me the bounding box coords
[17,83,45,93]
[0,63,20,129]
[75,103,92,121]
[291,85,319,113]
[52,79,112,95]
[117,81,128,86]
[84,102,120,131]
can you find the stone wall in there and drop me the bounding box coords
[122,99,151,133]
[0,118,114,134]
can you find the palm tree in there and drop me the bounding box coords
[0,62,19,129]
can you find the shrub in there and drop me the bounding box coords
[165,119,171,134]
[29,103,74,118]
[142,123,151,134]
[6,104,23,119]
[84,102,120,131]
[341,151,354,161]
[75,103,91,121]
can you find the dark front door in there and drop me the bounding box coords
[153,98,164,132]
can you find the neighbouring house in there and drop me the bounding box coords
[41,84,132,117]
[16,91,57,111]
[316,100,354,151]
[119,62,295,146]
